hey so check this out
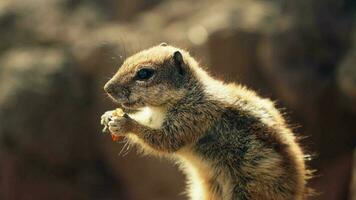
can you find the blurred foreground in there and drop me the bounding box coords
[0,0,355,199]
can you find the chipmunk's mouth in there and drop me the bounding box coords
[121,99,144,110]
[107,94,144,112]
[107,94,140,109]
[122,101,137,108]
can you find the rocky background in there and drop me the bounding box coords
[0,0,355,199]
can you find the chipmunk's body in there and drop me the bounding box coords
[101,43,311,199]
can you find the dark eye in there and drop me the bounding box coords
[136,68,155,80]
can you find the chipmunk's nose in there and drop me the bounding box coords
[104,81,115,94]
[104,82,131,102]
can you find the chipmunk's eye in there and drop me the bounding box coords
[136,68,155,80]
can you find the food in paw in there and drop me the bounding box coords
[109,108,126,142]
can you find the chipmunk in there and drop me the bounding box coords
[101,43,311,200]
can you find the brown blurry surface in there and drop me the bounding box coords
[0,0,355,199]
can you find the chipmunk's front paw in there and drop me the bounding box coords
[101,110,114,133]
[108,115,133,135]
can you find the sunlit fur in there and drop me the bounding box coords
[104,44,312,200]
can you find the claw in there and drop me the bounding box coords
[100,110,127,142]
[102,126,108,133]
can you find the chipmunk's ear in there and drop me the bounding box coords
[159,42,168,46]
[173,51,184,75]
[173,51,183,66]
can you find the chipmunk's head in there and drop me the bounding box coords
[104,43,194,110]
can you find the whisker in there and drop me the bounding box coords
[118,139,130,156]
[117,137,131,156]
[122,142,132,157]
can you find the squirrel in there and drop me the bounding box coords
[101,43,312,200]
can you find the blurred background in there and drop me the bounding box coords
[0,0,355,199]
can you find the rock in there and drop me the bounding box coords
[337,33,356,112]
[0,48,128,200]
[351,148,356,200]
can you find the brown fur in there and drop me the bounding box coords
[102,44,312,200]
